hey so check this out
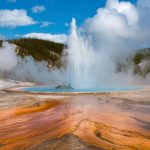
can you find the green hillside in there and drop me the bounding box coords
[133,48,150,76]
[133,48,150,65]
[0,38,66,68]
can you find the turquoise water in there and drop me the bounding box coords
[21,86,140,93]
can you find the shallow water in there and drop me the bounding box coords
[21,86,140,93]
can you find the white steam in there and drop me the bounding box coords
[0,42,64,86]
[0,42,17,71]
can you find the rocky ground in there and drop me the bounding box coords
[0,85,150,150]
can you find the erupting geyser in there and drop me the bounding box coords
[66,18,95,89]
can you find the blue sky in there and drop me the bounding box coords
[0,0,137,39]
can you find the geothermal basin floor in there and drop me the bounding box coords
[0,86,150,150]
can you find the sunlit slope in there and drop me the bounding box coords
[0,38,66,68]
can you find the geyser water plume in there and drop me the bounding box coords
[66,18,96,89]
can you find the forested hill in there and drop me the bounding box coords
[0,38,66,68]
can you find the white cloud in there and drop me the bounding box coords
[84,0,141,53]
[0,9,36,27]
[106,0,139,26]
[40,21,56,27]
[32,5,46,13]
[24,33,68,43]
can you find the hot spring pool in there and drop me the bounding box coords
[21,86,141,93]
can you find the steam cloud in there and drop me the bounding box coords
[65,0,150,88]
[0,42,64,86]
[1,0,150,88]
